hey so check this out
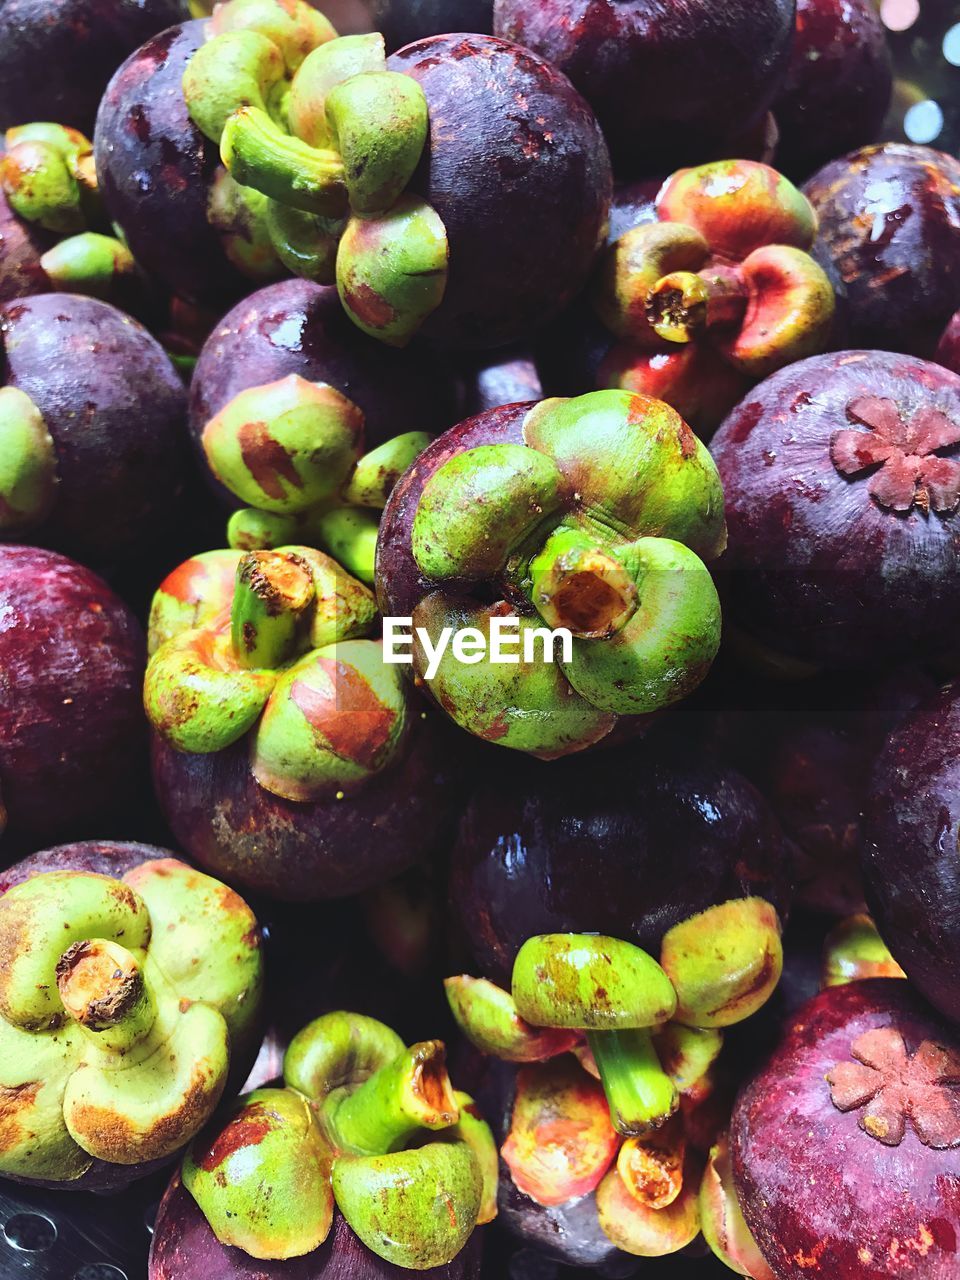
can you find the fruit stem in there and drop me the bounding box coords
[221,106,348,217]
[231,549,316,669]
[586,1027,679,1137]
[56,938,157,1053]
[528,527,638,639]
[646,265,747,343]
[323,1040,460,1155]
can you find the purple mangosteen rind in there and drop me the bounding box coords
[0,292,189,560]
[0,0,188,135]
[731,979,960,1279]
[864,681,960,1024]
[0,545,146,846]
[0,840,263,1192]
[491,0,796,172]
[804,144,960,359]
[710,349,960,668]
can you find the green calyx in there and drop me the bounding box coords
[512,934,678,1136]
[184,9,447,342]
[144,545,379,766]
[208,170,284,281]
[659,898,783,1029]
[186,1010,492,1265]
[444,975,580,1063]
[0,862,261,1179]
[821,913,905,989]
[699,1133,773,1278]
[1,123,96,234]
[39,232,135,296]
[0,386,57,533]
[314,506,382,587]
[409,390,726,749]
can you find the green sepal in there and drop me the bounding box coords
[325,70,428,216]
[183,30,286,145]
[0,1017,89,1181]
[410,593,616,758]
[183,1088,334,1260]
[332,1142,482,1269]
[558,535,721,715]
[147,549,242,653]
[344,431,430,509]
[249,639,407,801]
[209,0,337,73]
[39,232,135,297]
[440,1091,499,1224]
[337,193,448,347]
[222,105,348,216]
[444,975,579,1063]
[208,170,285,281]
[522,391,727,562]
[659,898,783,1029]
[315,505,379,585]
[143,628,277,753]
[0,138,83,233]
[699,1133,773,1278]
[288,33,387,148]
[412,443,566,581]
[289,543,378,647]
[227,506,301,551]
[201,373,364,514]
[264,197,343,282]
[0,386,57,532]
[511,934,677,1032]
[653,1023,724,1095]
[284,1011,405,1106]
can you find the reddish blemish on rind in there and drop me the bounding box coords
[194,1103,273,1172]
[236,420,303,500]
[292,663,396,767]
[341,282,397,331]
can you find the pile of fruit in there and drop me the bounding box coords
[1,0,959,1276]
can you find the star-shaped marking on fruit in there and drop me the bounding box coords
[826,1027,960,1148]
[831,395,960,514]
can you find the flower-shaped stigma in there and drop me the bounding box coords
[831,396,960,514]
[826,1027,960,1148]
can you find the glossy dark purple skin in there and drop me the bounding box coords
[371,0,492,50]
[386,34,612,350]
[0,547,144,849]
[0,0,187,134]
[449,739,789,986]
[376,402,529,619]
[864,682,960,1025]
[732,980,960,1279]
[772,0,892,181]
[0,841,183,1191]
[804,144,960,358]
[0,189,51,302]
[150,710,463,901]
[1,293,188,561]
[94,21,243,306]
[493,0,795,172]
[150,1175,485,1280]
[937,309,960,375]
[189,279,460,496]
[710,350,960,669]
[458,346,543,417]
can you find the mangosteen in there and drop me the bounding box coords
[0,0,188,135]
[376,389,727,757]
[0,840,263,1191]
[731,979,960,1278]
[0,546,145,847]
[149,1010,491,1277]
[0,292,189,563]
[710,349,960,669]
[492,0,795,172]
[862,680,960,1026]
[583,159,835,436]
[145,544,463,900]
[804,143,960,358]
[93,16,293,306]
[0,121,147,307]
[442,736,790,1268]
[171,2,612,347]
[186,277,459,578]
[771,0,893,181]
